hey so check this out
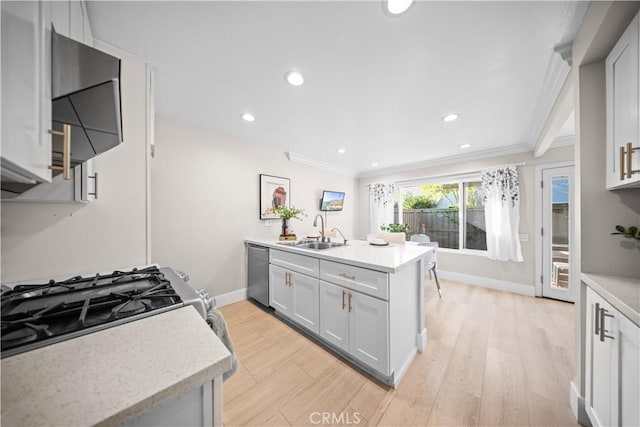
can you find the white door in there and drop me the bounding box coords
[289,271,320,334]
[348,291,389,375]
[269,265,291,316]
[541,166,574,302]
[319,281,349,352]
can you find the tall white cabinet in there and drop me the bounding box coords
[606,12,640,189]
[585,286,640,427]
[1,1,52,184]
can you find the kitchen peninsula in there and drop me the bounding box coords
[245,238,433,386]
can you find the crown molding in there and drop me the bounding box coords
[551,135,574,148]
[356,144,531,179]
[527,51,572,148]
[286,152,357,177]
[554,41,573,66]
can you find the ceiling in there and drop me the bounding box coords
[86,1,588,176]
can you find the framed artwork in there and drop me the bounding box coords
[260,174,290,219]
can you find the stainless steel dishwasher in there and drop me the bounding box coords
[247,244,270,306]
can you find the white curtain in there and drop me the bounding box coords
[369,183,396,234]
[481,166,523,262]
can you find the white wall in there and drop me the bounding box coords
[150,117,357,297]
[577,61,640,279]
[356,146,574,290]
[1,41,150,282]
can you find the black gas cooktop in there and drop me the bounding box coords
[1,266,184,358]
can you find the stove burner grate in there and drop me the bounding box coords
[1,267,183,357]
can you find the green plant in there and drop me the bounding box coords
[611,225,640,240]
[380,223,409,233]
[402,192,437,209]
[265,205,306,220]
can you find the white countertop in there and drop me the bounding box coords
[245,238,432,273]
[1,306,231,427]
[582,273,640,326]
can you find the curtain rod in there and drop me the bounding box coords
[364,162,527,187]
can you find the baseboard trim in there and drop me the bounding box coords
[417,328,427,352]
[437,270,535,297]
[570,380,591,426]
[215,288,247,308]
[393,347,418,386]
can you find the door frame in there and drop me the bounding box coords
[534,161,575,300]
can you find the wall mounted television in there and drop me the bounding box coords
[320,190,345,211]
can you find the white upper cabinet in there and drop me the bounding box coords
[1,1,52,184]
[606,12,640,189]
[2,0,97,201]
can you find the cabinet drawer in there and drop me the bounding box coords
[320,260,388,300]
[270,249,319,278]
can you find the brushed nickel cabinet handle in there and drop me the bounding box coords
[599,307,615,342]
[49,124,71,180]
[285,272,290,286]
[348,292,352,312]
[627,142,640,178]
[341,290,346,310]
[88,172,98,199]
[594,303,600,335]
[627,142,633,179]
[339,273,356,281]
[620,145,626,181]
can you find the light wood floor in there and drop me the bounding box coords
[220,279,578,426]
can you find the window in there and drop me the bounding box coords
[399,178,487,251]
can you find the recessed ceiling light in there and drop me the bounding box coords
[241,113,255,122]
[285,71,304,87]
[442,113,459,122]
[386,0,414,15]
[372,162,379,167]
[459,144,471,149]
[337,148,346,154]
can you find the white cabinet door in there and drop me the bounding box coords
[586,288,616,427]
[606,13,640,189]
[618,309,640,427]
[585,287,640,427]
[269,265,291,317]
[289,271,320,334]
[319,281,349,353]
[1,1,52,184]
[349,291,389,375]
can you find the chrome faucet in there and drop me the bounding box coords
[331,227,348,245]
[313,214,326,242]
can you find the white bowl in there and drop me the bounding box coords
[369,238,387,245]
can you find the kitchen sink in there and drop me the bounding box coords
[277,240,345,250]
[277,239,316,246]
